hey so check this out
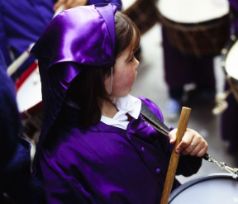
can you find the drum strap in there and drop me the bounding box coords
[140,102,170,136]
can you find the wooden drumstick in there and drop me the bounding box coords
[160,107,191,204]
[7,44,34,76]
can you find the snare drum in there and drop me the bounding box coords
[16,62,42,141]
[123,0,160,34]
[222,37,238,102]
[158,0,230,56]
[169,174,238,203]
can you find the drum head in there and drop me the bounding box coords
[16,62,42,114]
[169,174,238,203]
[158,0,229,23]
[225,40,238,81]
[122,0,136,10]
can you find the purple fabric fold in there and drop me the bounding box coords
[32,4,117,72]
[37,98,202,203]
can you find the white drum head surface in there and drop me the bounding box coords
[122,0,136,10]
[225,41,238,80]
[169,175,238,203]
[17,68,42,113]
[158,0,229,23]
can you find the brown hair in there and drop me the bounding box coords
[115,12,140,58]
[65,12,140,129]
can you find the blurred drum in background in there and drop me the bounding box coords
[16,62,42,142]
[213,37,238,115]
[158,0,230,56]
[222,37,238,102]
[169,174,238,204]
[122,0,160,34]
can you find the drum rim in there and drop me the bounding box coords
[16,61,38,90]
[16,62,42,114]
[169,173,238,203]
[159,13,229,28]
[221,36,238,61]
[222,37,238,79]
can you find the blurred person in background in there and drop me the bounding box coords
[162,29,215,120]
[0,0,121,79]
[0,51,32,204]
[158,0,230,120]
[221,0,238,160]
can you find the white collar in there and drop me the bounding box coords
[101,95,142,130]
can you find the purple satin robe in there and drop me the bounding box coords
[37,98,202,204]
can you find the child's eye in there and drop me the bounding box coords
[127,55,135,62]
[128,57,133,62]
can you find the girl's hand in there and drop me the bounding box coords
[169,128,208,157]
[54,0,87,11]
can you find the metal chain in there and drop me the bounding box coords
[203,154,238,178]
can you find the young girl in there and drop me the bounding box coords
[32,4,208,203]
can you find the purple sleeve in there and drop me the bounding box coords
[138,97,202,177]
[40,159,94,203]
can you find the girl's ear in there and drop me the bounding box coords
[104,67,114,95]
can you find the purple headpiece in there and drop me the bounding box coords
[31,4,117,143]
[33,4,117,84]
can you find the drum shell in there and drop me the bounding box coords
[123,0,160,34]
[160,14,230,56]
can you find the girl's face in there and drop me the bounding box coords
[105,45,139,98]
